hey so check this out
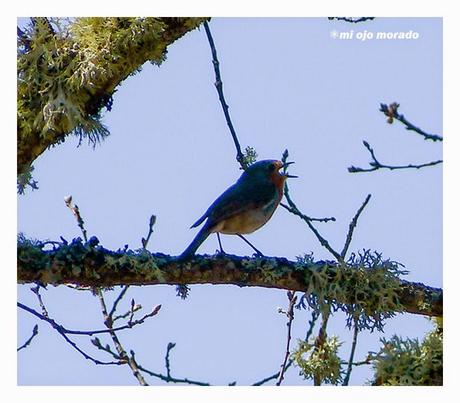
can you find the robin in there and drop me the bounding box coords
[179,159,297,258]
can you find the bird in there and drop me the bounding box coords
[179,159,297,259]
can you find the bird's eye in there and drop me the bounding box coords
[269,163,276,172]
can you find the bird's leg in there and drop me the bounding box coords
[236,234,264,257]
[216,233,226,254]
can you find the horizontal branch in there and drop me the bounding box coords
[348,140,442,173]
[17,239,442,317]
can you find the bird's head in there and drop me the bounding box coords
[242,159,297,187]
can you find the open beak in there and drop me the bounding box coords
[281,161,298,178]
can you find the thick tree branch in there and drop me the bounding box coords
[17,17,208,176]
[17,240,442,317]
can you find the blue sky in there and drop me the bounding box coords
[17,17,442,386]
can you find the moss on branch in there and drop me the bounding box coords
[17,17,208,176]
[17,237,442,319]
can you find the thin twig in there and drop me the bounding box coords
[30,284,48,317]
[250,308,318,386]
[203,20,247,169]
[252,369,280,386]
[128,299,137,325]
[276,291,297,386]
[59,324,121,365]
[95,289,148,385]
[91,337,123,361]
[342,319,359,386]
[351,351,383,367]
[380,102,443,142]
[165,342,176,378]
[64,196,88,242]
[18,301,161,336]
[141,215,156,249]
[305,310,320,340]
[17,303,120,365]
[113,303,142,323]
[17,324,39,352]
[280,150,342,262]
[109,286,130,319]
[348,140,442,173]
[340,194,372,258]
[136,358,211,386]
[282,191,343,262]
[280,203,335,223]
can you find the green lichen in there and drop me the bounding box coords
[297,250,408,331]
[291,336,343,385]
[258,257,287,282]
[242,146,258,167]
[17,17,207,177]
[371,318,443,385]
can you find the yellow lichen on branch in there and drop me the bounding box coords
[17,237,443,319]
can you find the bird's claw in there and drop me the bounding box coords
[215,248,227,256]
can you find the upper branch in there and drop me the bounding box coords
[17,17,208,176]
[203,20,247,169]
[380,103,443,142]
[17,239,442,318]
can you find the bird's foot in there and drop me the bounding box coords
[214,248,228,256]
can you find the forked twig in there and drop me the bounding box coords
[276,291,297,386]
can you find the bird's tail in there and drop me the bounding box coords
[178,224,212,259]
